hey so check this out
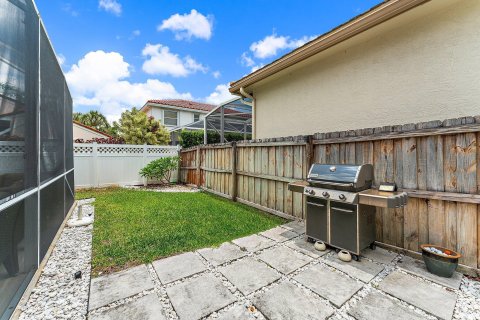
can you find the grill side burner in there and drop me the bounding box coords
[289,163,408,261]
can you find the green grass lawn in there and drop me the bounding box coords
[76,187,285,276]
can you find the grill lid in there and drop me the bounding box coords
[307,164,373,191]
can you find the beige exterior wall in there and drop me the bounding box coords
[250,0,480,138]
[146,106,206,130]
[73,123,109,140]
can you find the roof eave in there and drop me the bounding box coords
[229,0,430,94]
[145,102,211,113]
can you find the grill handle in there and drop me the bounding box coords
[306,202,325,208]
[307,179,354,188]
[331,206,355,213]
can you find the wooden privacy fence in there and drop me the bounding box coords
[180,116,480,271]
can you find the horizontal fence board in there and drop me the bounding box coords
[313,123,480,145]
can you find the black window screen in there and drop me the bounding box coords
[40,26,65,183]
[0,0,39,205]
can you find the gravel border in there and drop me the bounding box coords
[123,184,200,193]
[18,204,94,320]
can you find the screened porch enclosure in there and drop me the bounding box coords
[0,0,74,318]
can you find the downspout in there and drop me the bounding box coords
[239,87,255,139]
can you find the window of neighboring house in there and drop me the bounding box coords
[193,113,200,122]
[163,110,178,126]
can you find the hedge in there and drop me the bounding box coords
[179,130,251,148]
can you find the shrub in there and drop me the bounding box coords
[179,130,252,148]
[74,137,125,144]
[139,156,180,184]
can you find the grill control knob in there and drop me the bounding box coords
[339,194,346,201]
[322,191,330,198]
[305,189,315,195]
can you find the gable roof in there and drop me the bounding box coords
[229,0,429,94]
[144,99,216,112]
[73,121,112,138]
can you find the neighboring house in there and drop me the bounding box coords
[229,0,480,139]
[73,121,111,141]
[140,99,216,145]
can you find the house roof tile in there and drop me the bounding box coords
[146,99,216,112]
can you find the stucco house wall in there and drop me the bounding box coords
[145,106,205,129]
[249,0,480,138]
[73,122,110,140]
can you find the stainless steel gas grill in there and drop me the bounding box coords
[289,163,408,261]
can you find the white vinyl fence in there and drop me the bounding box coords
[74,143,180,188]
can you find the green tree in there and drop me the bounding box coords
[118,107,170,145]
[73,110,111,133]
[73,112,83,121]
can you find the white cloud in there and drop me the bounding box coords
[62,3,79,17]
[205,84,235,105]
[56,53,66,66]
[212,71,221,79]
[249,33,317,59]
[66,50,192,122]
[158,9,213,41]
[99,0,122,16]
[241,52,255,67]
[251,64,264,72]
[141,43,207,77]
[128,29,141,40]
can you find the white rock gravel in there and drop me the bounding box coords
[18,204,94,320]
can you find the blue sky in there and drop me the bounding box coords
[36,0,381,121]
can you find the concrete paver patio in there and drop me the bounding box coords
[88,221,466,320]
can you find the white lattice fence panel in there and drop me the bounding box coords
[74,145,93,154]
[74,143,179,188]
[0,141,25,174]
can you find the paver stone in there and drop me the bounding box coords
[258,246,312,274]
[280,220,305,234]
[378,271,457,320]
[286,237,329,258]
[166,273,236,320]
[89,264,154,310]
[260,227,297,242]
[293,264,363,307]
[323,254,384,283]
[152,252,206,284]
[198,242,247,266]
[215,304,263,320]
[89,293,166,320]
[397,255,462,289]
[361,247,397,264]
[253,281,334,320]
[232,234,275,252]
[219,258,280,295]
[348,290,427,320]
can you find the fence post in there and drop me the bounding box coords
[305,135,314,171]
[231,142,237,201]
[196,145,201,187]
[142,144,148,186]
[177,145,182,184]
[92,142,99,187]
